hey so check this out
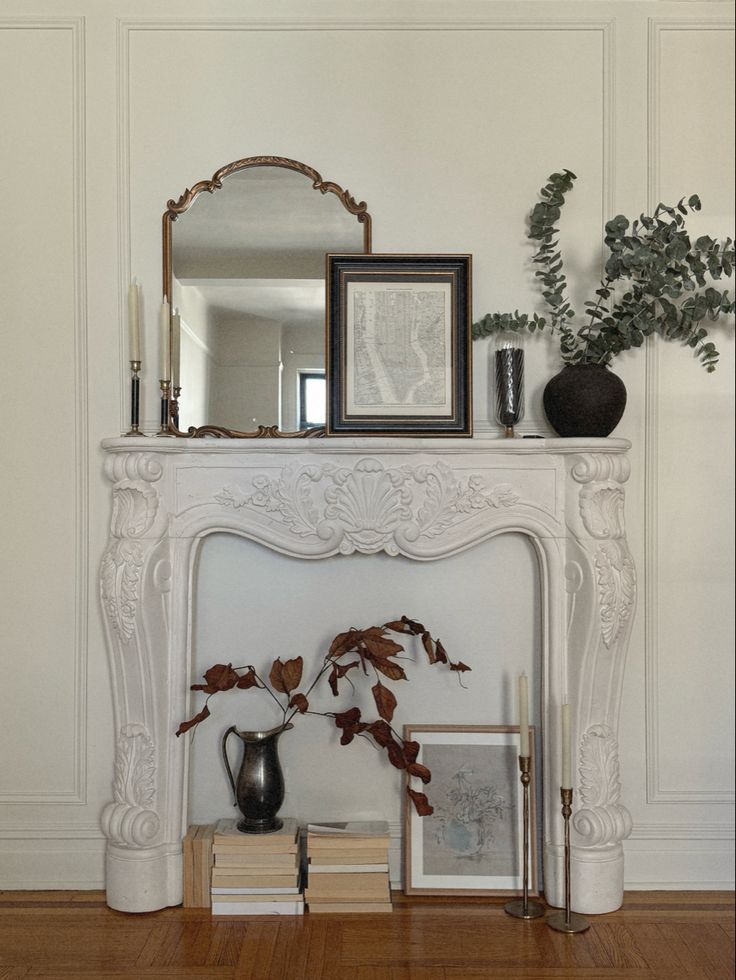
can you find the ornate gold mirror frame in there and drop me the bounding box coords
[162,155,372,438]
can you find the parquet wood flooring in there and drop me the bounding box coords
[0,891,732,980]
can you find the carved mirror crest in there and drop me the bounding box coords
[163,156,372,437]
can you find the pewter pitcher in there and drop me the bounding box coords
[221,723,292,834]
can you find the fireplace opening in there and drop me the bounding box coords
[186,529,543,884]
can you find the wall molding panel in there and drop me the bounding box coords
[644,16,735,806]
[0,16,89,807]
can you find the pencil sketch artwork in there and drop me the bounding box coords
[348,283,451,414]
[421,743,519,877]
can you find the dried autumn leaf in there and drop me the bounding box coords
[385,740,407,769]
[289,693,309,713]
[434,639,449,664]
[401,616,425,635]
[421,631,437,664]
[407,787,434,816]
[373,659,407,682]
[191,663,240,693]
[363,633,404,659]
[328,629,360,659]
[334,707,362,729]
[403,740,421,765]
[329,660,360,696]
[407,762,431,784]
[366,719,395,747]
[334,706,366,746]
[449,661,471,673]
[175,705,210,736]
[269,656,303,694]
[236,669,258,689]
[383,619,410,633]
[372,681,397,723]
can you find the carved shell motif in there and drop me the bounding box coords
[324,459,413,553]
[215,458,527,555]
[579,486,626,540]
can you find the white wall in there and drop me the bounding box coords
[0,0,733,891]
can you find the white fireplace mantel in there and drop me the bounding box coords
[99,436,635,914]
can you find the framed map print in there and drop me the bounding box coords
[403,724,538,897]
[326,254,472,435]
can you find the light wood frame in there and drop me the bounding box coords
[403,724,538,897]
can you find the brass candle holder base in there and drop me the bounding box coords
[547,909,590,933]
[547,787,590,934]
[157,379,174,436]
[505,897,546,920]
[505,755,545,920]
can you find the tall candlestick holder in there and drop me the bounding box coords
[171,384,181,431]
[158,379,173,436]
[124,360,143,436]
[505,755,545,919]
[547,787,590,933]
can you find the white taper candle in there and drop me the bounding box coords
[160,298,170,380]
[128,280,141,361]
[561,702,572,788]
[518,673,530,757]
[171,309,181,389]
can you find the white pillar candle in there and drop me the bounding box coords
[128,280,141,362]
[561,702,572,788]
[171,310,181,389]
[518,673,530,757]
[159,299,170,380]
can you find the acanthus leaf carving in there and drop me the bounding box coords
[573,724,632,846]
[100,539,144,642]
[101,723,160,848]
[113,723,156,809]
[594,541,636,648]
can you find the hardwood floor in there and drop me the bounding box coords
[0,891,732,980]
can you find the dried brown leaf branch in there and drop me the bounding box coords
[176,615,470,815]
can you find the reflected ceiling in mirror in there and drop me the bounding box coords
[163,156,371,437]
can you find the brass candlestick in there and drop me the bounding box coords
[158,379,173,436]
[124,360,143,436]
[547,787,589,933]
[505,755,545,919]
[171,384,181,431]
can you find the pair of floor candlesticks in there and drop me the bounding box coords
[506,754,589,933]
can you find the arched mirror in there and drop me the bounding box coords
[163,156,372,437]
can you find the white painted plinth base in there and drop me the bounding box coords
[544,842,625,914]
[106,843,182,913]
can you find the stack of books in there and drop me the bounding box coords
[209,817,304,915]
[304,821,392,913]
[183,824,215,908]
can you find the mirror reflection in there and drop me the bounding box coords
[164,158,371,436]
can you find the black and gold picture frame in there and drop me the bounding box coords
[326,254,472,435]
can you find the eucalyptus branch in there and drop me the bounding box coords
[472,172,734,371]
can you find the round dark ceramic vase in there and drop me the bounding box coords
[543,363,627,437]
[221,723,292,833]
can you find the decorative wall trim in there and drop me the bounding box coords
[645,16,735,805]
[628,822,735,842]
[0,16,88,807]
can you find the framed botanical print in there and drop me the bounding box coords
[326,254,472,435]
[403,724,538,897]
